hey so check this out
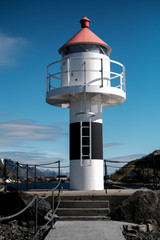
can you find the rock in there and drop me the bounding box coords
[115,190,160,224]
[125,233,137,240]
[119,190,160,239]
[0,190,52,239]
[126,224,135,231]
[0,190,51,224]
[147,223,153,232]
[138,224,147,232]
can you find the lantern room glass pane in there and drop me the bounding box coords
[61,44,109,56]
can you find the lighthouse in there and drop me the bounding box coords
[46,16,126,190]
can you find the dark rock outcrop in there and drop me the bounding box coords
[0,191,51,239]
[0,191,51,223]
[114,190,160,239]
[0,219,34,240]
[123,220,160,240]
[115,190,160,224]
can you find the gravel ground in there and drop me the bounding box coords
[0,219,50,240]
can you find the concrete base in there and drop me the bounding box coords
[70,159,104,190]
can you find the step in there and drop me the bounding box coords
[59,200,109,209]
[60,195,109,201]
[56,208,110,216]
[55,216,111,221]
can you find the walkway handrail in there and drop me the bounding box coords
[0,179,62,240]
[32,179,62,240]
[0,195,37,222]
[3,159,61,191]
[46,56,125,93]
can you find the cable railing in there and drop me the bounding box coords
[2,159,62,191]
[2,156,158,192]
[0,179,62,240]
[104,157,160,190]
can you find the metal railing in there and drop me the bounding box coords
[3,159,61,191]
[32,180,61,240]
[0,179,62,240]
[46,56,125,93]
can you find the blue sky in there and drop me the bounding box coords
[0,0,160,174]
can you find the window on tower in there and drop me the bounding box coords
[61,44,109,57]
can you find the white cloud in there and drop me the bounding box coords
[0,150,67,166]
[0,119,67,146]
[0,32,27,67]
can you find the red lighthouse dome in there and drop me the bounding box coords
[59,16,112,54]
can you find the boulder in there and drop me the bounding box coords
[123,223,160,240]
[0,191,51,224]
[115,190,160,225]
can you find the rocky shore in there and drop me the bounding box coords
[114,190,160,240]
[1,189,160,240]
[0,191,51,240]
[123,220,160,240]
[0,219,35,240]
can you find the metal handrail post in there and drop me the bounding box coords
[26,164,29,191]
[123,65,126,92]
[51,190,54,228]
[58,161,60,193]
[58,161,60,182]
[101,58,103,87]
[104,159,107,194]
[34,165,37,189]
[4,159,7,191]
[120,75,122,90]
[46,67,48,94]
[16,162,19,190]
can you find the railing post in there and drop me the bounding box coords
[26,164,29,191]
[58,161,60,193]
[123,65,126,92]
[101,58,103,88]
[46,67,48,93]
[49,75,51,91]
[34,165,37,189]
[16,162,19,190]
[3,159,7,191]
[120,75,122,90]
[52,190,54,228]
[104,159,107,194]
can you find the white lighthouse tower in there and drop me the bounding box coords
[46,16,126,190]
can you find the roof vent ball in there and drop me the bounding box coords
[80,16,90,28]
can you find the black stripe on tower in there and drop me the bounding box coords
[70,122,103,160]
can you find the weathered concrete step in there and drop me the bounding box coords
[56,208,110,216]
[60,195,109,201]
[55,216,111,221]
[59,200,109,208]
